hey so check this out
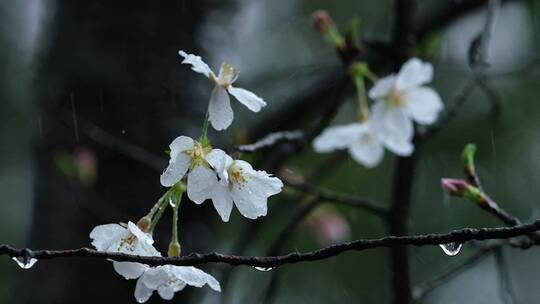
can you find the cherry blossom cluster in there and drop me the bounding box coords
[85,38,443,303]
[88,51,283,302]
[313,58,443,167]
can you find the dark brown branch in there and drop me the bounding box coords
[3,220,540,268]
[389,1,417,303]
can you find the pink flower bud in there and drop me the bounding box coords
[440,178,471,196]
[312,10,334,34]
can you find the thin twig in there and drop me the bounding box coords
[283,177,388,216]
[3,220,540,268]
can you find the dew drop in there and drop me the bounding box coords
[12,256,38,269]
[169,198,176,208]
[439,242,462,256]
[253,266,274,272]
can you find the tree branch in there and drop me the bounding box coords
[3,220,540,268]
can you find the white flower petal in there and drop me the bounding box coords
[187,166,218,204]
[228,86,267,112]
[230,160,282,219]
[113,262,148,280]
[383,136,414,156]
[371,101,414,142]
[160,155,190,187]
[210,181,234,222]
[178,50,215,79]
[313,123,366,153]
[205,148,233,182]
[368,75,396,99]
[169,136,195,159]
[160,136,194,187]
[403,87,443,125]
[396,58,433,90]
[157,286,175,300]
[348,137,384,168]
[172,266,221,292]
[209,85,233,131]
[141,267,169,289]
[135,277,154,303]
[89,224,126,251]
[127,221,153,246]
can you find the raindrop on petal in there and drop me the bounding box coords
[12,256,38,269]
[253,266,274,272]
[439,242,462,256]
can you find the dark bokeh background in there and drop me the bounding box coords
[1,0,539,303]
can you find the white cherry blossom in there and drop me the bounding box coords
[204,149,283,221]
[313,118,413,168]
[134,265,221,303]
[179,50,267,131]
[160,135,219,205]
[89,221,160,280]
[368,58,443,143]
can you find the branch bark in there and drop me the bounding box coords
[3,219,540,268]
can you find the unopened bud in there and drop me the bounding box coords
[461,144,477,174]
[441,178,485,203]
[312,10,344,48]
[312,10,334,33]
[441,178,469,196]
[168,242,181,257]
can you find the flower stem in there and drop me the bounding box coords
[199,110,211,147]
[148,189,173,234]
[353,75,369,122]
[171,189,183,244]
[168,183,185,257]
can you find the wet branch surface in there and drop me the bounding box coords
[3,220,540,268]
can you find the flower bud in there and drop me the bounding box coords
[312,10,344,49]
[441,178,469,196]
[461,143,477,175]
[168,241,181,257]
[441,178,485,203]
[312,10,334,34]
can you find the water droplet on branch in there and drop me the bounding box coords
[12,256,38,269]
[253,266,274,272]
[439,242,462,256]
[169,198,176,208]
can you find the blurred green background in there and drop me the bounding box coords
[1,0,539,303]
